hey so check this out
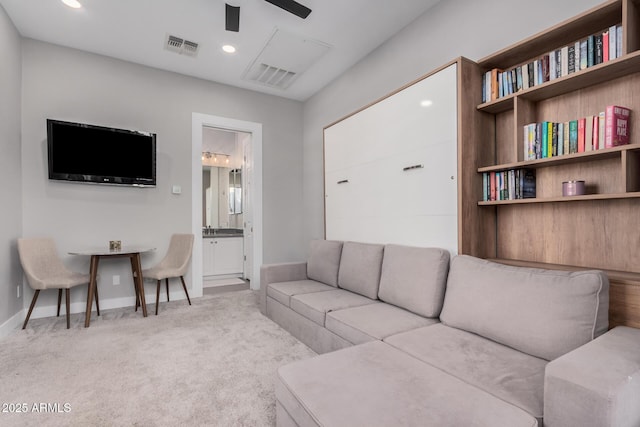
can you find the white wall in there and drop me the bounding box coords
[0,5,23,330]
[302,0,602,247]
[20,39,305,312]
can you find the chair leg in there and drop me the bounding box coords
[180,276,191,306]
[66,288,71,329]
[155,280,161,315]
[22,290,40,330]
[166,278,170,302]
[57,289,62,317]
[94,283,100,316]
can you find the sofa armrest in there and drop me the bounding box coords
[259,262,308,315]
[544,326,640,427]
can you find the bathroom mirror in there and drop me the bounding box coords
[203,166,242,229]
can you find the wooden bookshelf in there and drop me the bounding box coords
[462,0,640,328]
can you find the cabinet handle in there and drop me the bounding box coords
[337,179,349,184]
[403,164,424,171]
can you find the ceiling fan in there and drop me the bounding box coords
[225,0,312,32]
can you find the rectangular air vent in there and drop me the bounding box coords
[243,28,331,90]
[165,34,199,57]
[246,64,297,89]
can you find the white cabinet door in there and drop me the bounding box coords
[202,239,215,276]
[203,237,244,276]
[211,237,243,276]
[324,63,458,253]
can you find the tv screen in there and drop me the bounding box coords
[47,119,156,187]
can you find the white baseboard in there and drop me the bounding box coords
[0,310,24,340]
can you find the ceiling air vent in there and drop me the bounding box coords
[164,34,199,57]
[246,64,297,89]
[243,28,331,90]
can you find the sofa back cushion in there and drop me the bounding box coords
[440,255,609,361]
[378,245,450,318]
[307,240,343,287]
[338,242,384,299]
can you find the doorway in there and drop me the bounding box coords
[191,113,263,297]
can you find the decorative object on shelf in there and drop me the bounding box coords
[562,180,586,196]
[109,240,122,251]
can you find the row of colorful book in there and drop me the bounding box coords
[482,169,536,201]
[523,105,631,160]
[482,24,623,103]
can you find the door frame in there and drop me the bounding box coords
[191,113,263,295]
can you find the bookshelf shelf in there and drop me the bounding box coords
[477,51,640,115]
[478,191,640,205]
[478,143,640,172]
[461,0,640,327]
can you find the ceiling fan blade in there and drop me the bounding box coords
[225,4,240,32]
[264,0,311,19]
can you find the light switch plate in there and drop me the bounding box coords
[172,185,181,194]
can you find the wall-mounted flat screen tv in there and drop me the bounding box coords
[47,119,156,187]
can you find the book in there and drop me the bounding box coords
[569,120,578,153]
[533,60,539,85]
[522,169,536,199]
[604,105,631,147]
[595,34,603,65]
[587,34,595,67]
[585,115,594,151]
[568,44,576,73]
[549,51,556,81]
[541,54,550,82]
[491,68,501,101]
[578,118,586,152]
[592,115,599,150]
[528,62,535,87]
[535,123,542,159]
[555,49,562,78]
[490,172,496,201]
[547,121,553,157]
[598,112,605,150]
[617,25,623,58]
[541,121,549,158]
[561,46,569,76]
[551,122,558,156]
[603,31,609,62]
[574,41,581,71]
[579,39,588,70]
[557,122,564,156]
[563,121,570,154]
[609,25,617,60]
[483,173,488,201]
[522,65,530,90]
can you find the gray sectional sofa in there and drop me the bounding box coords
[260,240,640,427]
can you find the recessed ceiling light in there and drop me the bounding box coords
[420,100,433,107]
[222,44,237,54]
[61,0,82,8]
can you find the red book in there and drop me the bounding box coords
[577,118,586,152]
[489,172,496,201]
[605,105,631,147]
[603,31,609,62]
[592,115,599,150]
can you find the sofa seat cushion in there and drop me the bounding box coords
[377,245,450,318]
[276,340,538,427]
[440,255,609,361]
[384,323,547,421]
[290,289,377,326]
[325,303,437,345]
[267,280,335,307]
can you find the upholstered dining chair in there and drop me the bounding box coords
[140,233,194,315]
[17,237,94,329]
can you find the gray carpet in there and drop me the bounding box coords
[0,290,316,426]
